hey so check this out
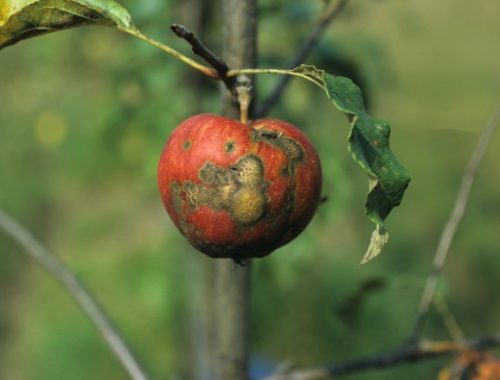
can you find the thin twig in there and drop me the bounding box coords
[123,28,218,79]
[0,209,150,380]
[261,333,500,380]
[170,24,238,94]
[256,0,348,117]
[227,68,326,90]
[409,105,500,342]
[433,293,465,342]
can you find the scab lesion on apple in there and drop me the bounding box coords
[252,128,306,177]
[182,140,192,151]
[223,140,236,153]
[231,154,264,185]
[229,187,266,225]
[169,154,270,228]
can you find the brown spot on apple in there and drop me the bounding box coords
[199,162,235,186]
[182,140,192,150]
[254,129,305,177]
[224,140,236,153]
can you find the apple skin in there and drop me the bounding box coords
[157,113,322,261]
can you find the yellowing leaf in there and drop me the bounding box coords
[0,0,135,49]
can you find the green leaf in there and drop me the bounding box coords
[290,65,411,262]
[327,74,410,262]
[0,0,136,49]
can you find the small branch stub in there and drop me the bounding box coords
[170,23,237,94]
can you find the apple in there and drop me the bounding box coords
[157,113,322,262]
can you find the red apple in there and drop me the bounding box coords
[157,113,322,261]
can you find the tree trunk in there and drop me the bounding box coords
[215,1,257,380]
[178,2,217,380]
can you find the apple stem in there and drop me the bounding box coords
[235,75,252,124]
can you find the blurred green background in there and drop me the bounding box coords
[1,0,500,379]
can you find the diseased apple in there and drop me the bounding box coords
[157,113,322,262]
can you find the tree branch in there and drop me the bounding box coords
[0,209,150,380]
[170,23,238,94]
[409,104,500,342]
[262,333,500,380]
[256,0,348,117]
[214,1,257,380]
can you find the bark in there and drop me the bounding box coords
[221,0,257,118]
[215,1,258,380]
